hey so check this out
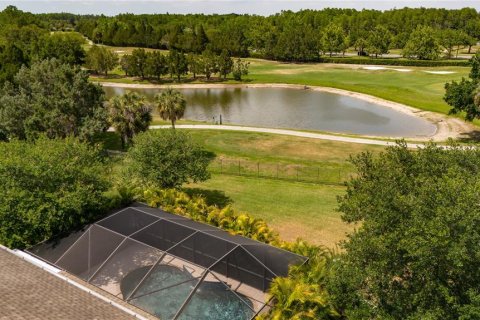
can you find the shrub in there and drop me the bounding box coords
[142,188,279,243]
[0,137,110,248]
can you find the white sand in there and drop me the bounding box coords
[392,68,413,72]
[362,66,388,70]
[423,71,456,75]
[362,66,412,72]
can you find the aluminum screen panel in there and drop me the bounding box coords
[26,204,308,320]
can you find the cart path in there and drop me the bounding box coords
[149,124,425,148]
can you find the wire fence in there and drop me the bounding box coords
[209,158,355,185]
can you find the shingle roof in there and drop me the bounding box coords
[0,247,135,320]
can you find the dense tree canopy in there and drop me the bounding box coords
[328,142,480,319]
[124,129,213,188]
[66,7,480,62]
[0,59,107,141]
[0,137,109,248]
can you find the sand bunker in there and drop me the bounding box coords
[423,71,456,75]
[362,66,412,72]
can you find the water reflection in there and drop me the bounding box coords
[103,86,436,137]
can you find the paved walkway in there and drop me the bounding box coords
[150,124,424,148]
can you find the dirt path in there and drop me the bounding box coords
[100,82,477,142]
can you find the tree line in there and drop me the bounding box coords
[110,47,249,81]
[56,7,480,61]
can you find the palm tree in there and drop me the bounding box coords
[154,88,186,129]
[107,91,152,149]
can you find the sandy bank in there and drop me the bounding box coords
[98,82,477,141]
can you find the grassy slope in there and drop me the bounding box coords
[182,130,383,248]
[187,175,349,249]
[101,129,380,247]
[246,59,468,115]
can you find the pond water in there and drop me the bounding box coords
[103,86,437,137]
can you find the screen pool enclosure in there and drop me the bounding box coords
[27,203,308,320]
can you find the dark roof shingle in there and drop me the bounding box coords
[0,247,135,320]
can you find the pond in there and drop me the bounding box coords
[103,86,437,137]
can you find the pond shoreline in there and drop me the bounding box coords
[98,82,476,141]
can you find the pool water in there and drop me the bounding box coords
[121,265,254,320]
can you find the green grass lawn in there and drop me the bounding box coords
[187,174,351,249]
[246,59,469,115]
[101,129,380,247]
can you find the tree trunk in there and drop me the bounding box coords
[468,45,472,54]
[171,119,175,129]
[121,136,126,150]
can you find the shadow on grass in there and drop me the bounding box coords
[182,187,233,208]
[455,130,480,144]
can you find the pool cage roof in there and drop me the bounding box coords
[27,203,307,320]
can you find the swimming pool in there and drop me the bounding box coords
[121,265,255,320]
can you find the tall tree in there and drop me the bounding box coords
[321,24,347,57]
[329,142,480,319]
[0,59,107,141]
[120,54,135,76]
[367,25,391,58]
[130,48,148,79]
[437,29,466,59]
[201,48,218,80]
[187,53,203,79]
[193,24,209,53]
[168,50,188,82]
[154,88,186,129]
[107,91,152,149]
[85,45,119,76]
[146,51,167,80]
[217,49,233,79]
[403,26,441,60]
